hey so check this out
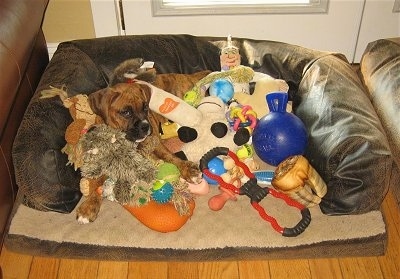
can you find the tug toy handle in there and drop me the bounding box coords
[200,147,230,171]
[251,189,312,237]
[200,147,312,237]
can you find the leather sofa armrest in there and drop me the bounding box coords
[360,37,400,209]
[0,0,49,248]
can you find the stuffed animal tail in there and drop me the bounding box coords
[40,85,69,102]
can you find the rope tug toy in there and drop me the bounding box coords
[200,147,311,237]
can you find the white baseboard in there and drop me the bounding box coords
[47,43,60,60]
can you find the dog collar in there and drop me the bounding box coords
[126,78,138,83]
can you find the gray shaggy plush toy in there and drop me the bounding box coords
[109,58,156,86]
[79,124,157,204]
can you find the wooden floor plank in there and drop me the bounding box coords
[308,258,343,279]
[57,258,99,279]
[385,190,400,237]
[97,260,128,279]
[1,188,399,279]
[198,261,239,279]
[237,260,271,279]
[168,262,199,279]
[269,259,311,279]
[339,257,384,279]
[28,256,60,279]
[0,247,32,279]
[128,261,168,279]
[378,190,400,279]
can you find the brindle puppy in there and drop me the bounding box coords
[76,82,202,223]
[152,70,211,99]
[109,58,211,99]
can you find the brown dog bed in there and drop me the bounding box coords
[7,35,393,260]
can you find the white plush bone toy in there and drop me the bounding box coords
[135,80,203,128]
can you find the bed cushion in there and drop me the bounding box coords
[12,34,393,215]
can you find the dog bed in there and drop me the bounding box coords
[6,35,394,260]
[6,189,386,261]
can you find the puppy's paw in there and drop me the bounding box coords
[77,215,90,225]
[179,160,202,183]
[79,178,90,197]
[76,196,102,224]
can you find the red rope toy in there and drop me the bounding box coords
[200,147,311,237]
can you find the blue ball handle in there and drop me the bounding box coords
[266,92,289,113]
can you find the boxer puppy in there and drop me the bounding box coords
[76,82,201,223]
[109,58,211,99]
[76,58,210,223]
[88,82,200,179]
[152,70,211,99]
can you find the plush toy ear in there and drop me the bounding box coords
[233,128,250,146]
[135,68,157,83]
[109,58,157,85]
[249,81,256,94]
[178,126,198,143]
[210,122,228,138]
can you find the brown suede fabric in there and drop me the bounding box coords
[0,0,49,248]
[12,35,393,215]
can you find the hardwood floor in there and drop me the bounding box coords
[1,190,399,279]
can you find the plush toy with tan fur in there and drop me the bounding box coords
[233,76,291,118]
[40,87,104,169]
[77,123,195,230]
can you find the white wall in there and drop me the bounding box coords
[91,0,400,63]
[355,0,399,61]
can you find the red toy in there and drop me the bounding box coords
[200,147,311,237]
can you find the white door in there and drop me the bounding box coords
[91,0,400,62]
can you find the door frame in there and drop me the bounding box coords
[90,0,124,37]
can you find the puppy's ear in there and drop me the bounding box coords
[88,88,115,120]
[139,83,153,102]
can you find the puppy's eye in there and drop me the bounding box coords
[143,102,149,113]
[119,107,133,118]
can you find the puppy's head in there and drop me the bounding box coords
[89,83,153,142]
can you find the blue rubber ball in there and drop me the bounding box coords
[252,93,308,166]
[209,79,234,103]
[203,157,226,185]
[151,182,174,203]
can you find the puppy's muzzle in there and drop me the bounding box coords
[125,119,151,142]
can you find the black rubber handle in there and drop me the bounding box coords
[199,147,229,170]
[282,208,312,237]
